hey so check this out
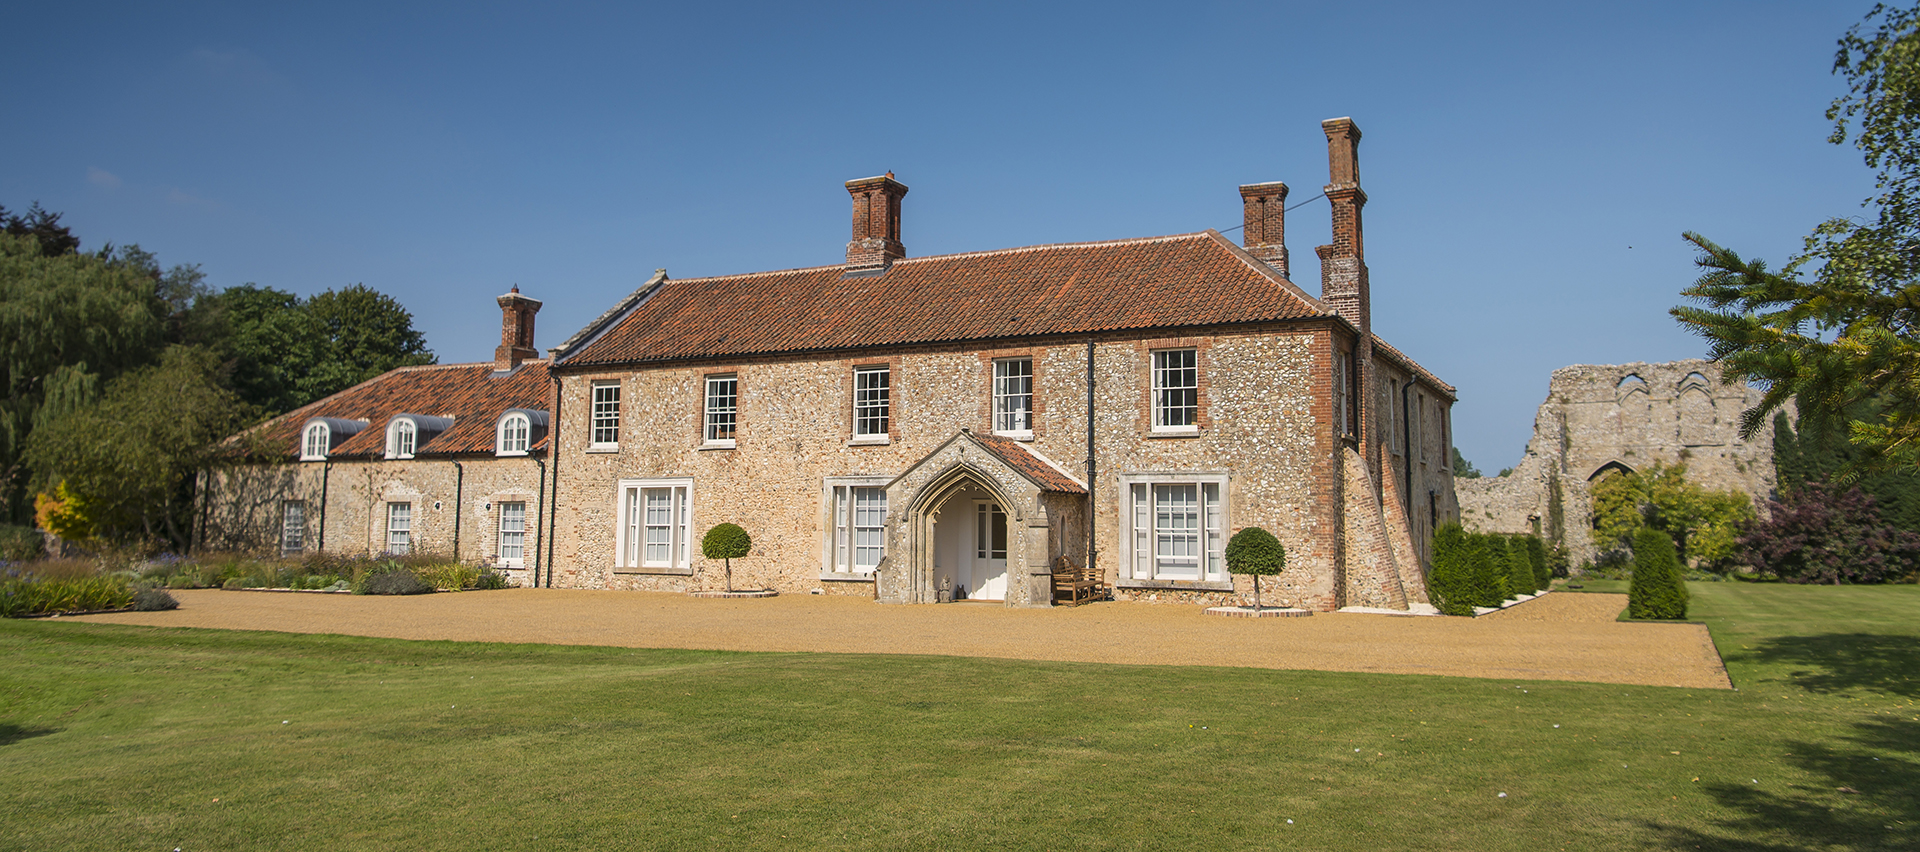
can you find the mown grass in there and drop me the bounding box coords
[1,584,1916,850]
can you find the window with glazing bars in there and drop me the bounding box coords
[853,366,889,437]
[1128,482,1223,580]
[705,375,737,443]
[830,485,887,573]
[498,501,526,562]
[993,358,1033,434]
[591,382,621,446]
[386,502,412,555]
[280,501,305,555]
[1152,349,1198,429]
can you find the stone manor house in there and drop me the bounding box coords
[201,117,1460,612]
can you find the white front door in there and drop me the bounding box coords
[971,502,1008,600]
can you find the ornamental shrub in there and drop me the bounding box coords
[702,523,753,592]
[1501,536,1534,599]
[1428,524,1478,615]
[1739,482,1920,584]
[1225,527,1285,610]
[359,570,432,596]
[1469,533,1510,607]
[132,587,178,611]
[0,524,41,561]
[1525,536,1550,591]
[472,569,509,590]
[1629,527,1688,619]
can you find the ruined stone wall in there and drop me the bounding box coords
[1457,359,1778,565]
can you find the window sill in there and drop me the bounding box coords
[847,435,891,447]
[496,450,529,458]
[1115,578,1234,592]
[992,431,1034,442]
[586,445,620,454]
[1147,427,1200,439]
[819,571,876,582]
[613,565,695,576]
[699,440,736,451]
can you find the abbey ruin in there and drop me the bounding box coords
[1456,360,1779,565]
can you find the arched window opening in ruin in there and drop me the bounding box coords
[1588,460,1635,481]
[1678,371,1710,395]
[1615,374,1648,399]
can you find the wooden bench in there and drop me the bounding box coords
[1052,559,1103,607]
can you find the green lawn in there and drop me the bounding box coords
[3,585,1917,851]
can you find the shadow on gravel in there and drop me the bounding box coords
[1742,633,1920,698]
[0,723,60,746]
[1644,715,1920,851]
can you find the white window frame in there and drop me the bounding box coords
[992,357,1034,438]
[1116,472,1228,586]
[614,478,693,574]
[497,501,527,567]
[497,413,531,456]
[823,477,890,578]
[301,423,329,461]
[386,502,412,555]
[387,419,417,460]
[280,500,306,555]
[704,374,737,448]
[1151,349,1199,433]
[590,380,621,450]
[851,365,890,443]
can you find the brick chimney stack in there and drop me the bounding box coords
[1238,181,1290,277]
[1314,117,1368,335]
[494,286,542,372]
[845,173,908,271]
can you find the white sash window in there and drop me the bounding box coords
[498,501,526,565]
[617,479,692,571]
[1122,475,1225,582]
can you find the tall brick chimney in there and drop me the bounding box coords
[1314,117,1368,335]
[494,286,542,372]
[1238,181,1290,277]
[845,173,908,271]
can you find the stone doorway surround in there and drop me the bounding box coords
[874,430,1088,607]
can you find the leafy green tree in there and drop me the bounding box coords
[300,284,434,403]
[1451,447,1481,479]
[1673,3,1920,472]
[701,522,752,592]
[1225,526,1285,611]
[1628,527,1688,620]
[0,233,169,524]
[24,347,255,550]
[1774,407,1920,531]
[1590,463,1753,568]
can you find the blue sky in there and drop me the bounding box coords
[0,1,1882,471]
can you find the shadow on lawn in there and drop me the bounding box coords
[0,723,60,746]
[1739,634,1920,698]
[1646,716,1919,850]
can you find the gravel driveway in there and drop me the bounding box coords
[71,588,1731,689]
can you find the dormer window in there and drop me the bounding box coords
[495,409,548,457]
[388,419,417,459]
[298,417,368,461]
[500,413,530,455]
[302,423,329,461]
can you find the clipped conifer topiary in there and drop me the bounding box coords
[1428,523,1477,615]
[1525,536,1550,591]
[1225,527,1285,611]
[1469,532,1510,608]
[1629,528,1688,619]
[702,523,753,592]
[1502,535,1534,600]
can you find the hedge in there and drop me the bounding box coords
[1628,528,1688,620]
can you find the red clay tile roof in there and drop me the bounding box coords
[973,433,1087,494]
[559,231,1327,367]
[251,361,552,459]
